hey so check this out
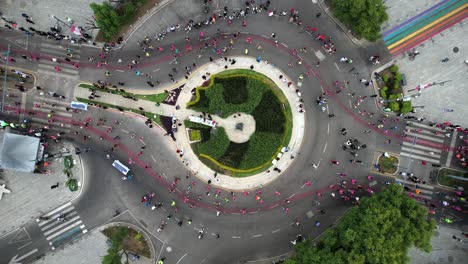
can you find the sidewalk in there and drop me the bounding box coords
[409,225,468,264]
[0,140,84,237]
[74,56,306,191]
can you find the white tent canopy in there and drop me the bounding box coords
[0,131,40,172]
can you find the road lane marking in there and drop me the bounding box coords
[323,142,327,153]
[272,229,281,233]
[232,236,241,238]
[334,62,340,71]
[252,234,262,238]
[153,69,160,72]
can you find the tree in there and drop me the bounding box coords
[90,2,122,40]
[331,0,388,41]
[286,184,436,264]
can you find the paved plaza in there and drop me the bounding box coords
[0,141,83,236]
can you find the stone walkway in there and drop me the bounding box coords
[0,140,83,236]
[73,56,306,190]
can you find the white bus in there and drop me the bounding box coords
[112,160,130,175]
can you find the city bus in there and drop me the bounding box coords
[112,160,130,176]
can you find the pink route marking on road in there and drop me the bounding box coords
[2,32,460,213]
[6,105,382,214]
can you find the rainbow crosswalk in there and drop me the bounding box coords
[383,0,468,56]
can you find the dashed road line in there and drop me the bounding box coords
[272,229,281,233]
[252,234,262,238]
[232,236,241,239]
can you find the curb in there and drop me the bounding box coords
[97,221,156,263]
[317,0,367,46]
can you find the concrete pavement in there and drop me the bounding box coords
[74,56,306,191]
[0,141,84,237]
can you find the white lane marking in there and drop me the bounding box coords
[46,220,83,240]
[17,241,33,250]
[323,142,327,153]
[115,70,124,72]
[176,253,189,264]
[334,62,340,71]
[287,193,295,199]
[151,155,156,162]
[252,234,262,238]
[271,204,279,208]
[15,248,38,261]
[272,229,281,233]
[42,202,72,218]
[282,43,288,48]
[327,123,330,134]
[232,236,241,239]
[121,130,129,133]
[153,69,160,72]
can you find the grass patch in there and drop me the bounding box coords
[188,130,201,142]
[78,83,168,103]
[76,97,161,126]
[195,127,230,160]
[102,226,151,258]
[186,69,293,177]
[378,155,399,174]
[437,168,468,190]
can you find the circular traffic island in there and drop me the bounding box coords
[185,69,293,177]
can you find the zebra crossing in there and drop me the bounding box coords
[37,41,81,79]
[37,202,87,249]
[396,178,435,202]
[400,122,446,164]
[29,96,74,133]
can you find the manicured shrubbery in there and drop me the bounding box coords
[217,76,248,104]
[400,100,412,113]
[186,70,292,176]
[196,127,230,160]
[252,90,286,134]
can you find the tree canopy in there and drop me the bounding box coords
[331,0,388,41]
[90,2,122,41]
[286,184,436,264]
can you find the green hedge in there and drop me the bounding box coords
[239,132,282,169]
[380,86,388,99]
[186,70,292,176]
[400,101,412,113]
[196,127,230,159]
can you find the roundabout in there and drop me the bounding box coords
[175,56,305,189]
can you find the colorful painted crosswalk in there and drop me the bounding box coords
[383,0,468,56]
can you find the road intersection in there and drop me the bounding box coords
[0,0,467,263]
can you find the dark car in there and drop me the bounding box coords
[75,147,81,155]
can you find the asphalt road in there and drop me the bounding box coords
[0,0,466,263]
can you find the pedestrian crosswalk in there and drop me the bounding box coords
[37,202,87,249]
[400,122,446,164]
[396,178,434,202]
[29,96,73,133]
[37,41,80,79]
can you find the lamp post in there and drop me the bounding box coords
[1,44,10,113]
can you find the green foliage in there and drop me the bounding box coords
[239,132,282,169]
[389,101,400,111]
[187,70,292,175]
[120,2,137,24]
[64,155,74,169]
[380,87,388,99]
[90,2,121,41]
[66,178,78,192]
[287,184,436,264]
[382,74,390,83]
[252,90,286,134]
[217,76,248,104]
[390,64,399,74]
[217,142,250,168]
[330,0,388,41]
[188,130,201,141]
[196,127,230,159]
[184,120,212,129]
[400,100,412,113]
